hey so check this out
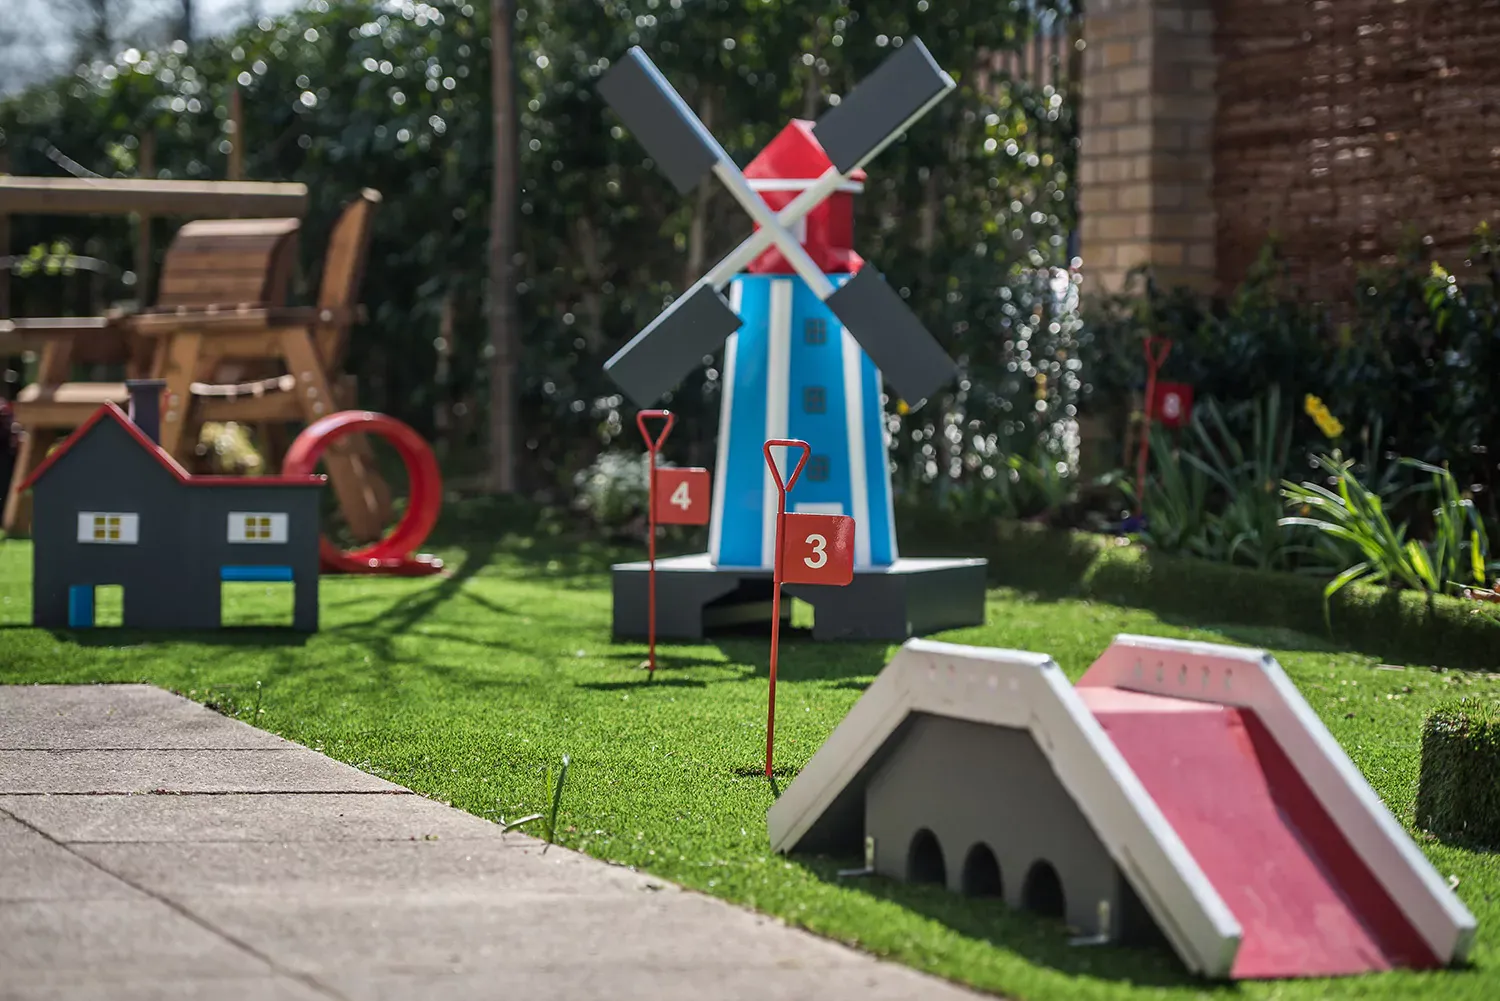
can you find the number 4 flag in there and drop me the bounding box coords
[780,513,855,585]
[654,467,711,526]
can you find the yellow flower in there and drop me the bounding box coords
[1304,394,1343,439]
[896,399,910,416]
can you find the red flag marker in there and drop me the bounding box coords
[654,467,711,525]
[636,411,710,676]
[762,438,856,777]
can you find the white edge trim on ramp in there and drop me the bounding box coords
[767,637,1243,978]
[1078,633,1478,966]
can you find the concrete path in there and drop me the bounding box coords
[0,684,984,1000]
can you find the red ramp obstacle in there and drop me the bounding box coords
[1080,686,1434,978]
[283,411,444,576]
[769,634,1476,980]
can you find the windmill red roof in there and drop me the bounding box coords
[743,120,865,275]
[744,119,867,187]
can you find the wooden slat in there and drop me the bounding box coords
[0,177,308,217]
[164,248,292,274]
[174,218,299,239]
[127,307,357,337]
[158,274,270,302]
[194,391,299,423]
[16,382,128,406]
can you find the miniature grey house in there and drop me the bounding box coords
[769,635,1476,980]
[22,381,325,632]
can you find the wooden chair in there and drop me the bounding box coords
[2,217,300,534]
[143,189,391,541]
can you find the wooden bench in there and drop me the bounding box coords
[3,218,299,534]
[4,193,392,541]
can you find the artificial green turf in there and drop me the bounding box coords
[3,528,1499,1001]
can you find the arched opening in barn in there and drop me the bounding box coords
[1022,859,1065,918]
[907,828,947,886]
[961,843,1004,898]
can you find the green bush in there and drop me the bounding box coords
[572,450,649,538]
[1081,236,1500,531]
[895,514,1500,670]
[1416,702,1500,847]
[1283,453,1498,616]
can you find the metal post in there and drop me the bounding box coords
[132,133,156,307]
[0,146,10,322]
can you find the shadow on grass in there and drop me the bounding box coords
[595,650,732,671]
[576,677,710,692]
[712,636,892,683]
[792,856,1205,990]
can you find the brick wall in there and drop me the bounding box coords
[1077,0,1217,295]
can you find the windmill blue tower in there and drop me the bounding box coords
[710,122,897,570]
[597,39,988,641]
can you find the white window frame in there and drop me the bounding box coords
[227,512,289,544]
[77,512,139,545]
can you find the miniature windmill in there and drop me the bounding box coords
[599,39,957,570]
[600,39,988,642]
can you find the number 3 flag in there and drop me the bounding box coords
[780,513,856,585]
[654,467,711,525]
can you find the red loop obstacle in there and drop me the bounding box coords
[283,411,444,576]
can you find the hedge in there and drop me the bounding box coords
[1416,702,1500,846]
[899,517,1500,671]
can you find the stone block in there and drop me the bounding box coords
[1118,183,1154,210]
[1101,97,1137,126]
[1081,187,1118,214]
[1117,124,1152,152]
[1097,214,1139,241]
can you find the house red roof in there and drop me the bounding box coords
[19,402,326,493]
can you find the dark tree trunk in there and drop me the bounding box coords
[486,0,520,493]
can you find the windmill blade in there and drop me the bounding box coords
[604,283,744,407]
[813,38,955,175]
[598,47,724,196]
[825,269,956,405]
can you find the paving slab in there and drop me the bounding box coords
[318,964,983,1001]
[120,892,936,980]
[0,683,289,750]
[0,815,139,901]
[1,977,329,1001]
[0,791,493,844]
[0,684,986,1001]
[76,839,657,897]
[0,749,404,794]
[0,898,273,983]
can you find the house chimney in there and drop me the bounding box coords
[125,379,166,445]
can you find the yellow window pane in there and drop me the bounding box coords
[108,529,119,540]
[93,528,106,540]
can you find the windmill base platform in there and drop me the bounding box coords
[611,553,988,642]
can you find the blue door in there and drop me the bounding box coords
[67,586,95,628]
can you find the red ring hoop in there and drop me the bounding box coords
[282,411,444,575]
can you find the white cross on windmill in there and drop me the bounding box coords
[600,39,957,409]
[600,37,989,643]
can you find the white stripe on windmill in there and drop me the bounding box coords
[598,39,958,571]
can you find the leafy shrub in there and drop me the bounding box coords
[1282,454,1497,616]
[1416,701,1500,847]
[1136,388,1325,572]
[1081,235,1500,530]
[571,450,649,537]
[925,439,1080,528]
